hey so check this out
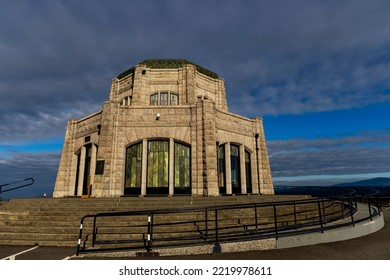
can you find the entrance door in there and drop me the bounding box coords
[74,144,93,196]
[82,144,92,196]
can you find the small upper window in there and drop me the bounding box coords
[160,92,168,105]
[122,96,132,106]
[150,91,179,106]
[170,93,178,105]
[150,93,158,105]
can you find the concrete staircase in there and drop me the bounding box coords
[0,195,339,248]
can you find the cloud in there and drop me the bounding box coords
[0,0,389,192]
[1,1,390,142]
[268,129,390,178]
[0,151,61,199]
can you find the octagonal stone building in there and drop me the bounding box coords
[53,59,274,197]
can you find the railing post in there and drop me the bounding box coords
[354,194,358,209]
[146,213,153,252]
[368,198,373,221]
[377,195,382,216]
[213,209,221,253]
[76,217,86,256]
[205,210,208,240]
[273,205,278,239]
[92,216,97,247]
[349,198,355,227]
[255,204,259,233]
[321,197,326,224]
[293,201,297,229]
[340,196,345,219]
[317,201,324,233]
[215,209,218,242]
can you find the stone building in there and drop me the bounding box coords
[53,59,273,197]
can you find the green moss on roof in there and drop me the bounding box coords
[117,59,219,79]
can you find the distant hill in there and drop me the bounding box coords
[333,177,390,187]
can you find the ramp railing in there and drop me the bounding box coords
[76,187,381,256]
[0,178,34,200]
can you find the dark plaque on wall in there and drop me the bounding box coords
[95,160,105,175]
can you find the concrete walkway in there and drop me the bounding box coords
[157,207,390,260]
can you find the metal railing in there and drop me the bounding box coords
[76,187,381,256]
[0,178,34,200]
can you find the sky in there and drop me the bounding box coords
[1,0,390,199]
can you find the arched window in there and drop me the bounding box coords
[124,142,142,195]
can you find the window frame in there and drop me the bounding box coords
[124,142,143,189]
[174,142,191,189]
[150,91,179,106]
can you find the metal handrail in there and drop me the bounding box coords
[0,178,34,199]
[75,187,381,256]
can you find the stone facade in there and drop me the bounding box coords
[53,59,273,197]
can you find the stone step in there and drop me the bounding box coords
[0,196,344,248]
[0,232,79,242]
[3,195,306,207]
[0,239,77,247]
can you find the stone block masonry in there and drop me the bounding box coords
[54,59,274,197]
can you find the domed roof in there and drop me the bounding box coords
[117,59,219,79]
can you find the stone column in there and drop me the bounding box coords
[251,148,259,194]
[53,118,77,198]
[141,139,148,196]
[77,146,86,196]
[194,101,204,195]
[169,138,174,196]
[254,118,274,195]
[68,154,79,196]
[185,65,196,105]
[240,145,247,194]
[89,144,97,196]
[225,143,232,195]
[201,100,219,196]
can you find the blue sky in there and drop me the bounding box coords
[1,0,390,199]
